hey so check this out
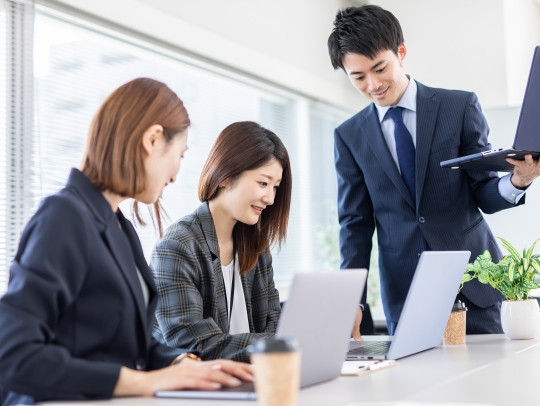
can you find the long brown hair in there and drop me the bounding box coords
[81,78,190,235]
[199,121,292,274]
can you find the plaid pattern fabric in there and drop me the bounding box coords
[151,202,281,362]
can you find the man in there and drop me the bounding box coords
[328,5,539,338]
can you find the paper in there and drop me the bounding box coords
[341,360,398,376]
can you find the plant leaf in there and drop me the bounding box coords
[508,262,515,282]
[525,239,540,262]
[462,274,472,283]
[523,257,529,273]
[498,237,522,262]
[531,259,540,275]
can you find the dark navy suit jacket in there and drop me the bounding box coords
[335,81,524,326]
[0,169,187,406]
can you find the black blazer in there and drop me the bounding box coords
[335,81,524,325]
[0,169,186,406]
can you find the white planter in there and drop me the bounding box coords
[500,299,540,340]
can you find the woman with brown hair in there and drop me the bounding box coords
[0,78,251,406]
[152,121,292,362]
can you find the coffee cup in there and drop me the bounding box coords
[249,337,301,406]
[443,300,467,345]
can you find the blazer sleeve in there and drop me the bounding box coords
[460,92,524,214]
[151,238,269,363]
[334,127,375,306]
[0,196,121,401]
[146,337,190,370]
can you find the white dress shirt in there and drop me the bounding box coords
[221,255,250,334]
[374,77,525,204]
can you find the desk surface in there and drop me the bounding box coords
[43,335,540,406]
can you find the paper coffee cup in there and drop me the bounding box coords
[249,337,301,406]
[443,301,467,345]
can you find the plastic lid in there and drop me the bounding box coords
[452,300,468,312]
[248,337,299,354]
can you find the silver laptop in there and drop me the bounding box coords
[157,270,367,400]
[347,251,471,360]
[440,46,540,172]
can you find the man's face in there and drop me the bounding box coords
[342,44,409,107]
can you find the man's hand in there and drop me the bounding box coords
[507,154,540,189]
[352,306,364,341]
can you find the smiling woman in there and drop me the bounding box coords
[151,121,292,362]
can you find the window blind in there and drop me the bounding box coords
[0,0,34,294]
[0,5,355,299]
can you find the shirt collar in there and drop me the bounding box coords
[375,76,417,123]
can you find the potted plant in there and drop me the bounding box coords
[461,238,540,339]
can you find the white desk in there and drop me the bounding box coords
[44,335,540,406]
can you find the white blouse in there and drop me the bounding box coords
[117,219,149,308]
[221,255,250,334]
[135,266,149,308]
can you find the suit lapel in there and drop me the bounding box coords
[102,219,149,344]
[415,83,440,205]
[196,202,230,332]
[362,105,415,209]
[66,170,150,347]
[117,212,157,302]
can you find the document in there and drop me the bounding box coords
[341,360,398,376]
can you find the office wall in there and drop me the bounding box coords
[48,0,364,111]
[52,0,540,108]
[372,0,540,109]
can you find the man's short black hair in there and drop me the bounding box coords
[328,5,404,71]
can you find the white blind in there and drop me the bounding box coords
[0,0,34,294]
[0,5,354,297]
[0,1,7,293]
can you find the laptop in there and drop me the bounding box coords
[347,251,471,360]
[440,46,540,171]
[156,270,367,400]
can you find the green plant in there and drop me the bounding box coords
[461,237,540,301]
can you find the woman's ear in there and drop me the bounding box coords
[141,124,164,156]
[219,178,229,188]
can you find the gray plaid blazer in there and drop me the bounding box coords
[151,202,281,362]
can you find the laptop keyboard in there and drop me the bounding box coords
[348,341,391,355]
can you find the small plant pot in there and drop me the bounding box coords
[500,299,540,340]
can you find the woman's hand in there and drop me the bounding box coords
[114,358,253,397]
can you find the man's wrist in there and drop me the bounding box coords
[510,173,531,190]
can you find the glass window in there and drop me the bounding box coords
[0,6,356,299]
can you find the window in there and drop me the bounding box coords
[0,3,354,299]
[0,0,34,293]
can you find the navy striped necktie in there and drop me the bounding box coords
[387,107,416,203]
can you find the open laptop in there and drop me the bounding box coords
[440,46,540,171]
[347,251,471,360]
[156,270,367,400]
